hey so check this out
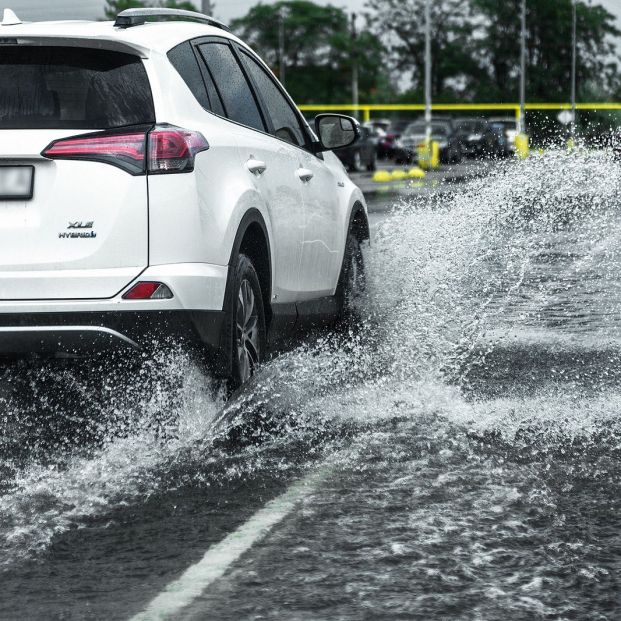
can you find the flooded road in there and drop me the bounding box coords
[2,152,621,620]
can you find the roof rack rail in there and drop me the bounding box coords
[114,8,230,31]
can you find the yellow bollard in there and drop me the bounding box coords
[372,170,393,183]
[391,169,408,181]
[408,167,426,178]
[514,133,529,159]
[417,140,440,170]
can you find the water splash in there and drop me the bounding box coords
[2,150,621,590]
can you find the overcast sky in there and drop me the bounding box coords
[3,0,621,32]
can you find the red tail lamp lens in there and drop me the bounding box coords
[42,132,147,175]
[123,282,173,300]
[148,127,209,173]
[42,125,208,175]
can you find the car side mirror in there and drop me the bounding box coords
[314,114,360,151]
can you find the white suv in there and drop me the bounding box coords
[0,8,369,387]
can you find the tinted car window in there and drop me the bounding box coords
[168,41,210,110]
[405,122,449,138]
[239,50,306,147]
[198,42,265,132]
[457,121,486,133]
[0,46,154,130]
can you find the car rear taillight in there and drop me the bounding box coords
[42,125,209,175]
[123,282,173,300]
[42,131,147,175]
[148,126,209,173]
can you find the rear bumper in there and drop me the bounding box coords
[0,310,225,355]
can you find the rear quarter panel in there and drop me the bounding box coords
[144,53,274,271]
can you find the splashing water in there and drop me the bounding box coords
[2,150,621,619]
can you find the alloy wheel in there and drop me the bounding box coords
[236,278,260,383]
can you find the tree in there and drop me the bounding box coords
[231,1,392,104]
[364,0,481,101]
[365,0,621,104]
[103,0,198,20]
[472,0,621,102]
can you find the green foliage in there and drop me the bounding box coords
[365,0,479,102]
[103,0,198,20]
[473,0,621,102]
[366,0,621,103]
[231,1,393,104]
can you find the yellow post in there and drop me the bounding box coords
[417,140,440,170]
[430,141,440,169]
[514,105,529,159]
[514,133,529,159]
[363,107,371,123]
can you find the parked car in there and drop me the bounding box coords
[335,125,378,172]
[394,118,464,165]
[0,7,369,389]
[366,118,391,133]
[489,117,520,154]
[489,122,512,157]
[377,119,412,159]
[454,118,504,158]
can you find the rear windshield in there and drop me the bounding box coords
[406,122,449,136]
[457,121,485,133]
[0,46,155,130]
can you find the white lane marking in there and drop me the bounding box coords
[130,468,328,621]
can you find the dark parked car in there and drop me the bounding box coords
[489,117,520,154]
[489,122,512,157]
[377,118,412,159]
[393,119,464,165]
[335,125,378,172]
[454,118,504,158]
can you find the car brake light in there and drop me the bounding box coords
[123,282,173,300]
[42,131,147,175]
[42,125,209,175]
[148,126,209,173]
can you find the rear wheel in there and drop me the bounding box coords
[336,233,366,327]
[221,254,266,390]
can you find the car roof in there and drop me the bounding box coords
[0,19,240,57]
[489,116,517,123]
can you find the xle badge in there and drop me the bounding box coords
[59,221,96,239]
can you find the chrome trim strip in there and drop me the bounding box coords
[0,326,141,349]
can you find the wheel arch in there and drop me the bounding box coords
[226,208,273,328]
[348,201,370,244]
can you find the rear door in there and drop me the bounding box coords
[0,45,154,300]
[237,48,342,298]
[195,39,306,303]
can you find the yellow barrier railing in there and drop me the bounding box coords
[299,103,621,123]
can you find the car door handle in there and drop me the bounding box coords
[246,159,267,175]
[296,168,314,183]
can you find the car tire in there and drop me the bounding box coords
[336,233,366,327]
[221,253,267,391]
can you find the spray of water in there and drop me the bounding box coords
[2,150,621,590]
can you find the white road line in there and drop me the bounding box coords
[130,467,328,621]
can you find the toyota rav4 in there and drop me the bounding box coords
[0,7,369,388]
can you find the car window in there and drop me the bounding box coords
[197,41,265,132]
[405,123,425,135]
[239,50,306,148]
[168,41,211,111]
[0,46,154,130]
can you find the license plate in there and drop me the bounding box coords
[0,166,34,200]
